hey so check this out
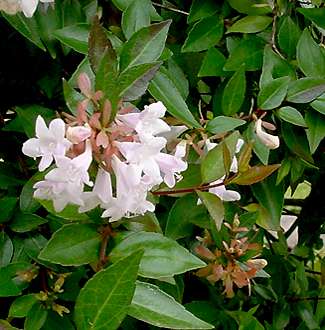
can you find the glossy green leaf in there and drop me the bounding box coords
[53,24,89,54]
[167,59,189,99]
[228,311,264,330]
[258,76,290,110]
[286,78,325,103]
[277,106,307,127]
[121,0,151,39]
[252,174,283,230]
[74,251,143,330]
[2,13,45,51]
[197,191,224,230]
[201,131,240,182]
[231,164,280,185]
[38,200,90,221]
[188,0,219,23]
[117,62,161,101]
[281,122,314,164]
[0,231,13,267]
[63,79,84,115]
[19,171,42,213]
[24,303,48,330]
[227,0,272,15]
[198,47,228,77]
[224,36,264,71]
[39,224,101,266]
[311,92,325,115]
[129,281,214,329]
[120,20,171,72]
[305,111,325,154]
[0,268,20,297]
[10,213,47,233]
[277,16,300,59]
[297,29,325,78]
[111,0,161,20]
[148,71,200,128]
[110,232,205,279]
[9,294,38,318]
[222,67,246,115]
[165,194,205,240]
[206,116,246,134]
[0,197,18,224]
[182,16,224,53]
[298,7,325,30]
[227,15,272,34]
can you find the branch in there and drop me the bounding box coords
[152,2,189,15]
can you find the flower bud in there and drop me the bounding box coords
[77,73,92,98]
[255,119,280,149]
[66,125,91,144]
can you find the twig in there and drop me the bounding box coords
[270,8,285,59]
[96,225,113,272]
[152,2,189,15]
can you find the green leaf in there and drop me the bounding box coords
[9,294,38,318]
[39,224,101,266]
[206,116,246,134]
[167,59,189,99]
[188,0,219,23]
[111,0,161,20]
[298,7,325,30]
[201,131,240,183]
[227,0,272,15]
[0,320,19,330]
[311,92,325,115]
[38,200,90,221]
[0,197,18,224]
[120,20,171,72]
[277,16,300,59]
[281,122,314,164]
[0,231,13,267]
[2,13,46,51]
[148,71,200,128]
[258,76,290,110]
[182,16,224,53]
[165,194,207,240]
[295,301,319,330]
[53,24,89,54]
[286,78,325,103]
[277,106,307,127]
[231,164,280,185]
[110,232,205,279]
[297,29,325,78]
[24,303,48,330]
[117,62,161,101]
[74,251,143,330]
[222,67,246,115]
[198,47,228,77]
[10,213,47,233]
[305,111,325,154]
[121,0,151,39]
[224,36,264,71]
[89,17,117,73]
[227,15,272,34]
[252,174,283,230]
[20,172,42,213]
[0,268,20,297]
[63,79,84,115]
[15,105,54,138]
[197,191,224,231]
[228,311,264,330]
[129,281,214,329]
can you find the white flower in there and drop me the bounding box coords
[101,156,154,221]
[230,138,244,173]
[66,125,91,144]
[209,177,241,202]
[22,115,71,171]
[33,141,93,212]
[118,101,171,137]
[20,0,54,17]
[255,119,280,150]
[0,0,21,15]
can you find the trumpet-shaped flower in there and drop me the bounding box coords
[20,0,54,17]
[33,141,93,212]
[254,119,280,150]
[22,116,71,171]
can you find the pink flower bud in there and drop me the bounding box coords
[96,131,109,148]
[77,73,92,98]
[66,126,91,144]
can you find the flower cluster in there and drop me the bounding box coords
[0,0,53,17]
[22,76,187,221]
[195,219,267,298]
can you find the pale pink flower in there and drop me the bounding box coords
[254,119,280,149]
[22,116,71,171]
[66,125,91,144]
